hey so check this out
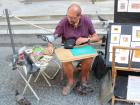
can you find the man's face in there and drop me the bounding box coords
[67,10,80,26]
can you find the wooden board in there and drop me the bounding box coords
[55,47,97,62]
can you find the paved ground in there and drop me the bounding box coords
[0,0,134,105]
[0,47,100,105]
[0,46,132,105]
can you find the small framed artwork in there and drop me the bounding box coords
[132,26,140,41]
[128,0,140,13]
[117,53,129,64]
[111,34,120,43]
[111,25,122,34]
[131,42,140,62]
[118,0,128,12]
[120,35,131,47]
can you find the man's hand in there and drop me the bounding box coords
[47,43,54,55]
[90,33,100,42]
[76,37,89,45]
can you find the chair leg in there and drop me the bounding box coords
[51,60,61,79]
[23,75,32,95]
[19,73,40,101]
[34,71,41,82]
[111,96,115,105]
[43,72,52,79]
[43,60,61,80]
[41,72,51,87]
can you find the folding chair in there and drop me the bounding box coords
[17,54,60,100]
[34,56,61,87]
[17,65,40,100]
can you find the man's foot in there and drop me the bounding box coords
[62,85,72,96]
[62,81,77,96]
[75,82,94,95]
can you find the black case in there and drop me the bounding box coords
[64,38,76,49]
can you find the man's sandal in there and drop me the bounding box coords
[62,81,78,96]
[75,82,94,96]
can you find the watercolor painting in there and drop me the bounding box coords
[118,0,128,12]
[120,35,131,47]
[128,1,140,12]
[131,42,140,62]
[132,26,140,41]
[111,34,120,43]
[111,25,121,34]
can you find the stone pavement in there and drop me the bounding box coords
[0,47,131,105]
[0,1,133,105]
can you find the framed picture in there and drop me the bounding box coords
[120,35,131,47]
[111,34,120,43]
[131,42,140,62]
[118,0,128,12]
[106,23,140,68]
[132,26,140,41]
[111,25,121,34]
[128,0,140,12]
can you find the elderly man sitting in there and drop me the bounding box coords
[48,3,99,96]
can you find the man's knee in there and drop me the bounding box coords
[82,58,92,64]
[62,62,74,72]
[62,62,72,66]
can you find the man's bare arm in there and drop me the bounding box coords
[75,33,100,45]
[89,33,100,42]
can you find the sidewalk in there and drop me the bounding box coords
[0,47,101,105]
[0,1,129,105]
[0,47,131,105]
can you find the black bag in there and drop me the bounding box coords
[64,38,76,49]
[91,51,109,79]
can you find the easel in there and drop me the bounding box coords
[111,46,140,105]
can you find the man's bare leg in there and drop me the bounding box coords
[81,58,92,83]
[63,62,74,85]
[62,62,74,95]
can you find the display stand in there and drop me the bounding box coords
[111,46,140,105]
[106,23,140,68]
[103,0,140,104]
[114,0,140,23]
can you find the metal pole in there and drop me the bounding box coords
[5,9,17,70]
[5,9,16,54]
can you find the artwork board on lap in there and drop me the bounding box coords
[106,23,140,68]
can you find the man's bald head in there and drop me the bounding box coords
[66,3,82,26]
[67,3,82,16]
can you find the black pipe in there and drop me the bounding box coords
[5,9,17,70]
[5,9,16,54]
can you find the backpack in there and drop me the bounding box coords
[91,51,109,79]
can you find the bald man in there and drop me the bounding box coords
[51,3,99,95]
